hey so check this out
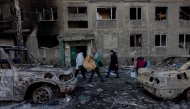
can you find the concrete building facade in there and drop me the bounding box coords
[1,0,190,66]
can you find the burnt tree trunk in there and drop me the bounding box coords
[14,0,23,47]
[14,0,24,63]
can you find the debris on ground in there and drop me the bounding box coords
[0,69,190,109]
[97,88,103,93]
[64,94,72,102]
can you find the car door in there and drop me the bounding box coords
[0,49,14,100]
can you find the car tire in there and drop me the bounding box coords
[33,86,53,103]
[183,87,190,102]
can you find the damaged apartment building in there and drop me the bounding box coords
[0,0,190,66]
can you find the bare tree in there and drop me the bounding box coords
[14,0,23,47]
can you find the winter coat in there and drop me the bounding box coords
[93,52,101,67]
[76,52,84,70]
[109,52,118,70]
[135,57,147,68]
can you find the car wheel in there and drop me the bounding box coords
[33,86,53,103]
[184,87,190,102]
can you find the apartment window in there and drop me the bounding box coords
[130,34,142,47]
[155,35,167,46]
[68,21,88,28]
[37,8,58,21]
[37,35,59,49]
[21,9,24,21]
[179,34,190,48]
[180,7,190,20]
[155,7,167,20]
[130,7,141,20]
[68,7,87,14]
[97,7,116,20]
[0,4,2,20]
[10,8,16,17]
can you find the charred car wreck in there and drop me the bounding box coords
[137,56,190,101]
[0,45,77,103]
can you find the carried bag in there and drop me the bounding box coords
[98,61,103,67]
[97,52,103,67]
[83,55,96,71]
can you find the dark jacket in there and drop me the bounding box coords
[109,52,118,70]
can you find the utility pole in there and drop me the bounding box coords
[14,0,23,47]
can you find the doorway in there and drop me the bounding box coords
[70,46,87,67]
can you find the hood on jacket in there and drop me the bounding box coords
[77,52,83,55]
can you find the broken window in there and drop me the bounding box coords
[68,21,88,28]
[130,34,142,47]
[78,7,87,13]
[179,34,190,49]
[68,7,77,14]
[0,50,11,69]
[10,8,16,17]
[37,35,59,49]
[97,7,116,20]
[37,8,58,21]
[180,7,190,20]
[155,7,167,20]
[68,7,87,14]
[130,7,141,20]
[0,4,2,20]
[155,35,167,46]
[21,9,24,21]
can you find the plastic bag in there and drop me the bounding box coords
[130,70,137,78]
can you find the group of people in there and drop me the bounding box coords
[75,47,147,82]
[75,47,119,82]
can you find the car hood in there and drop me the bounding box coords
[138,68,179,77]
[18,66,73,75]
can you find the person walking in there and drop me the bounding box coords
[88,47,104,82]
[131,57,147,71]
[105,50,119,78]
[75,49,86,79]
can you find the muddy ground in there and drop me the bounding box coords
[0,69,190,109]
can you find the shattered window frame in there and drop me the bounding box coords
[0,49,11,69]
[68,21,88,28]
[155,34,167,47]
[96,7,116,20]
[68,7,87,14]
[179,34,190,48]
[155,7,167,21]
[37,35,59,49]
[10,8,16,18]
[0,4,2,20]
[36,8,58,21]
[130,7,141,20]
[130,34,142,47]
[10,8,24,21]
[179,7,190,20]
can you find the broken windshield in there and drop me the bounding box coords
[153,57,190,70]
[5,49,39,66]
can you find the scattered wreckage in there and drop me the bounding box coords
[137,56,190,101]
[0,45,77,103]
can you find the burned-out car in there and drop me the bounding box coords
[137,56,190,101]
[0,45,77,103]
